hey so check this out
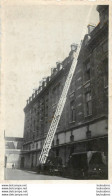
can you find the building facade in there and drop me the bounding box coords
[5,137,23,169]
[22,5,108,169]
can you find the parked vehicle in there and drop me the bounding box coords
[87,151,108,179]
[37,156,63,176]
[63,151,108,179]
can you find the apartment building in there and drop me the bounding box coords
[21,5,108,169]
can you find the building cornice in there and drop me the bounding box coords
[23,114,107,145]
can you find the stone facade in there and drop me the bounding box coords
[22,5,108,169]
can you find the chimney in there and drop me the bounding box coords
[44,81,47,87]
[51,68,54,75]
[71,43,78,52]
[42,77,47,87]
[40,86,42,91]
[51,68,57,76]
[87,24,96,34]
[56,62,61,71]
[46,77,49,83]
[35,90,38,96]
[46,76,51,83]
[39,81,43,91]
[29,97,31,102]
[32,94,34,99]
[53,68,57,74]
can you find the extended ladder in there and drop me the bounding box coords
[39,7,93,164]
[39,44,82,164]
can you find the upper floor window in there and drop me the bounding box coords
[85,91,92,116]
[40,141,43,149]
[103,58,108,88]
[70,134,74,142]
[52,140,54,146]
[36,143,38,149]
[84,60,90,82]
[56,149,59,157]
[86,126,91,139]
[33,132,35,140]
[56,138,59,145]
[70,100,75,122]
[52,83,61,104]
[34,120,35,130]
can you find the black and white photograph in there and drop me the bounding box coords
[1,1,109,181]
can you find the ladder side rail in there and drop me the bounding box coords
[39,114,62,162]
[39,115,63,163]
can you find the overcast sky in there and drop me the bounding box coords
[2,4,99,137]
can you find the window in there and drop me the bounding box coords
[52,140,54,146]
[56,149,59,156]
[40,141,43,149]
[34,120,35,130]
[56,138,59,145]
[32,142,34,148]
[85,91,92,116]
[70,100,75,122]
[40,124,44,135]
[52,86,57,103]
[104,58,108,88]
[51,110,55,120]
[70,134,74,142]
[45,106,48,117]
[33,108,36,113]
[36,143,38,149]
[86,130,91,139]
[52,83,60,104]
[84,60,90,81]
[70,146,74,154]
[33,132,35,140]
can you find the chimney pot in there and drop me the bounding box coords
[71,43,78,52]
